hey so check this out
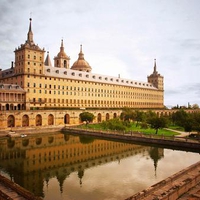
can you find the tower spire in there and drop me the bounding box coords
[27,18,34,45]
[60,39,64,52]
[80,44,82,53]
[154,59,157,74]
[79,44,84,59]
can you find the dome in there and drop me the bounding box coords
[71,45,92,72]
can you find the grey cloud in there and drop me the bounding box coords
[166,82,200,97]
[180,39,200,50]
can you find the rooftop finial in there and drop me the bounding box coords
[154,59,157,74]
[80,44,82,53]
[78,44,84,59]
[60,39,64,52]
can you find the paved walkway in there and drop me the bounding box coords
[0,181,26,200]
[0,174,42,200]
[178,182,200,200]
[164,128,191,137]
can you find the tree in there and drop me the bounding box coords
[145,110,157,123]
[192,112,200,134]
[171,109,188,127]
[148,116,167,134]
[134,110,145,127]
[183,116,193,132]
[192,104,199,109]
[120,107,134,123]
[102,118,127,131]
[79,112,95,123]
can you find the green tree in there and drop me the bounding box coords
[183,115,194,132]
[145,110,157,123]
[148,116,167,134]
[134,110,145,127]
[171,109,188,127]
[192,112,200,134]
[120,107,134,123]
[79,112,95,123]
[102,118,126,131]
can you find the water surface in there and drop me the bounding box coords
[0,132,199,200]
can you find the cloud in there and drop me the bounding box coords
[0,0,200,106]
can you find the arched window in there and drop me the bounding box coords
[106,113,109,121]
[64,114,70,124]
[48,114,54,125]
[113,113,117,118]
[36,114,42,126]
[22,115,29,127]
[97,113,101,123]
[64,60,67,68]
[7,115,15,127]
[6,104,9,110]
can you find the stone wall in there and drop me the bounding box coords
[125,161,200,200]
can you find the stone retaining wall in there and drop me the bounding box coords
[125,161,200,200]
[63,127,200,152]
[0,174,42,200]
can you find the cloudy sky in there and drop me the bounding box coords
[0,0,200,107]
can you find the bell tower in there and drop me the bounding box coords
[54,40,70,68]
[147,59,164,90]
[14,18,45,76]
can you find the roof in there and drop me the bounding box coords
[0,84,26,93]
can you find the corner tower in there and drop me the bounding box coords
[54,40,70,68]
[147,59,164,91]
[14,18,45,76]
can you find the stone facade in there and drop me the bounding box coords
[0,18,164,111]
[0,18,166,129]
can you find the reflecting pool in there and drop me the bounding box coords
[0,132,199,200]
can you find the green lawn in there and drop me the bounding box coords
[78,122,179,137]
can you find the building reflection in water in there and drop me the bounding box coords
[0,133,164,197]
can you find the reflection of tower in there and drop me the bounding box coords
[45,174,50,191]
[78,169,84,186]
[56,172,68,193]
[149,147,164,177]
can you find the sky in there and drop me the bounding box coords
[0,0,200,108]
